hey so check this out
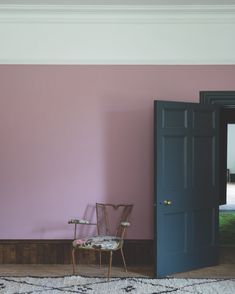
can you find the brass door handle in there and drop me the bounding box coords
[163,200,172,206]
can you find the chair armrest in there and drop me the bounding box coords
[68,219,96,225]
[68,219,97,240]
[120,221,130,227]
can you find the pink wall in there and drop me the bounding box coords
[1,65,235,240]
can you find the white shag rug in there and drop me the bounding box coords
[0,276,235,294]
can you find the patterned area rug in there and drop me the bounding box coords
[0,276,235,294]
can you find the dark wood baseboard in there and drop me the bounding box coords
[0,239,154,265]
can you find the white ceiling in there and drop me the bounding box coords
[0,0,235,5]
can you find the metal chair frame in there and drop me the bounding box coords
[69,203,133,279]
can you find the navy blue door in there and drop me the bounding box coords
[154,101,220,277]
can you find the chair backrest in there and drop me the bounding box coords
[96,203,133,238]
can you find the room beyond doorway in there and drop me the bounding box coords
[219,124,235,247]
[220,124,235,210]
[220,184,235,211]
[218,117,235,250]
[200,91,235,206]
[198,92,235,275]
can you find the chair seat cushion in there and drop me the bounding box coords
[73,235,122,250]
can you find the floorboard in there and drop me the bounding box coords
[1,263,235,279]
[0,264,153,278]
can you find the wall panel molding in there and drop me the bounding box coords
[1,4,235,64]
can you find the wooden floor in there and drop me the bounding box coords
[173,264,235,279]
[0,247,235,278]
[0,263,235,279]
[0,264,153,278]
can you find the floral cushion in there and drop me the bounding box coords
[73,235,121,250]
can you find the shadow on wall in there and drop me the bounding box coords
[32,204,97,239]
[102,107,154,239]
[69,204,97,239]
[70,106,153,240]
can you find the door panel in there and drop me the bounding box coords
[162,136,187,188]
[154,100,219,277]
[192,136,215,188]
[192,109,216,129]
[163,108,187,128]
[192,208,215,248]
[163,212,187,253]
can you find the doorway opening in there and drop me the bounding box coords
[200,91,235,206]
[219,124,235,248]
[199,91,235,274]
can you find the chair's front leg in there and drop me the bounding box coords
[72,248,76,274]
[99,250,102,268]
[120,247,127,272]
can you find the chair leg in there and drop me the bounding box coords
[99,250,102,268]
[120,247,127,272]
[108,251,113,280]
[72,248,76,274]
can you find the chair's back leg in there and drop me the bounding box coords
[108,251,113,280]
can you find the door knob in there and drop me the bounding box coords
[163,200,172,206]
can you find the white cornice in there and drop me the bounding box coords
[1,4,235,23]
[1,3,235,64]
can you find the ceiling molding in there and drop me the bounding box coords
[1,58,235,65]
[1,3,235,64]
[1,4,235,23]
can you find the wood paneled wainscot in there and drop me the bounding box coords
[0,240,153,265]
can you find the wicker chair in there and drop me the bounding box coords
[68,203,133,279]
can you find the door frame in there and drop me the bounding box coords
[200,91,235,205]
